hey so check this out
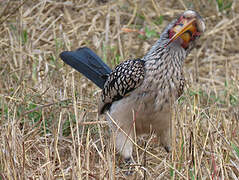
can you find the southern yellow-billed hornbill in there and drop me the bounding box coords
[60,10,205,164]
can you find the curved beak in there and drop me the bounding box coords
[167,18,198,45]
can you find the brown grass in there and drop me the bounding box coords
[0,0,239,179]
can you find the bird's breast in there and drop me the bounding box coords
[137,67,183,111]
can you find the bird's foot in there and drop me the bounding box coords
[123,157,135,175]
[164,145,171,153]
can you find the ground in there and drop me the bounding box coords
[0,0,239,179]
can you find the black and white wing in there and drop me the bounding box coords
[99,59,145,114]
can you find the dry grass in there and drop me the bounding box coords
[0,0,239,179]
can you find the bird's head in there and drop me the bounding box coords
[144,10,205,61]
[166,10,205,50]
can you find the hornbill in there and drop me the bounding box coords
[60,10,205,164]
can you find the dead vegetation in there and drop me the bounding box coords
[0,0,239,179]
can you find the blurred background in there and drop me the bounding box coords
[0,0,238,179]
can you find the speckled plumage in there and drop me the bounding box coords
[99,10,205,161]
[60,10,205,165]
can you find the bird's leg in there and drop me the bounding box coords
[106,102,137,174]
[115,130,133,160]
[107,109,134,160]
[153,109,172,152]
[115,129,136,175]
[158,127,171,152]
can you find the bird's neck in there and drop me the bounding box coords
[139,45,186,110]
[143,43,186,72]
[142,43,186,94]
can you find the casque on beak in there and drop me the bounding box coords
[167,17,200,47]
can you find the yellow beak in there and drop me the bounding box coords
[168,18,197,45]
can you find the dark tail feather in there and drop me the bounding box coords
[60,47,112,89]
